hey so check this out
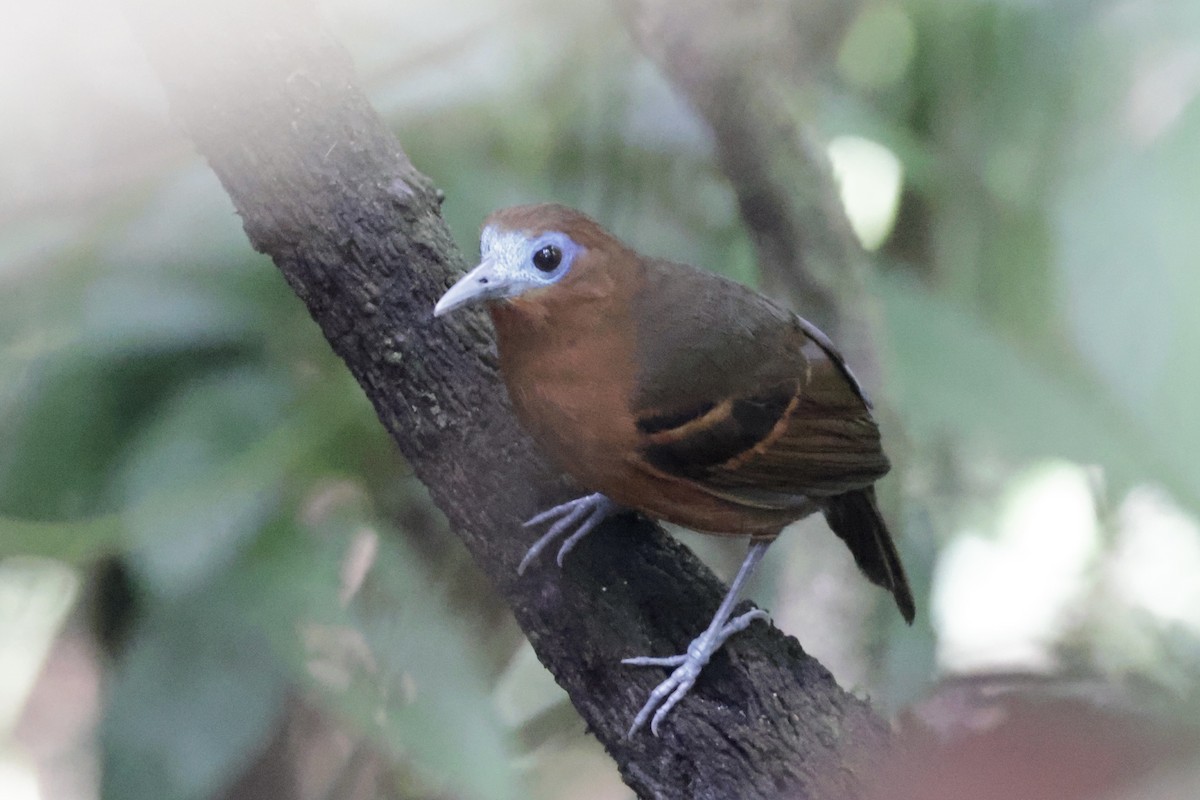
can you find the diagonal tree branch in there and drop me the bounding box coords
[123,0,892,797]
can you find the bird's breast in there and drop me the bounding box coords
[491,304,641,491]
[489,310,802,536]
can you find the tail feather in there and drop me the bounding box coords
[822,487,916,623]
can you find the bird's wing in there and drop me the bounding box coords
[629,260,889,507]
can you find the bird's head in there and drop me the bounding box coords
[433,204,626,318]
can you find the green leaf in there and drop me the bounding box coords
[114,367,292,598]
[0,371,356,568]
[1056,96,1200,514]
[100,562,292,800]
[878,272,1199,512]
[303,502,524,800]
[0,352,194,520]
[0,513,123,563]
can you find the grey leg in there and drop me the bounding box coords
[623,539,772,736]
[518,492,621,574]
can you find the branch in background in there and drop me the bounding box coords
[123,0,892,797]
[620,0,880,386]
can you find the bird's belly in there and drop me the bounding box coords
[605,464,816,537]
[506,366,813,537]
[505,364,636,490]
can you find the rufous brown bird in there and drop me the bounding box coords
[434,203,914,736]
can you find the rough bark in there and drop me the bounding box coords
[123,0,893,797]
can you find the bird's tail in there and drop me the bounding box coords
[822,487,916,623]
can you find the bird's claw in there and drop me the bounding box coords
[518,492,619,574]
[624,608,770,736]
[625,657,704,737]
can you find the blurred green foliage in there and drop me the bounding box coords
[2,0,1200,798]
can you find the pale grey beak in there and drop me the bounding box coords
[434,258,509,317]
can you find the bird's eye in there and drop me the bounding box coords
[531,244,562,273]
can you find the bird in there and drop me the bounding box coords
[433,203,914,736]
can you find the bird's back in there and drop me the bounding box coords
[627,259,890,500]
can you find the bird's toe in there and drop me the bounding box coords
[519,492,618,573]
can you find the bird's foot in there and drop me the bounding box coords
[518,492,620,574]
[623,607,770,736]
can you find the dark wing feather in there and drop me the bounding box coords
[630,259,888,508]
[700,337,890,497]
[639,383,796,477]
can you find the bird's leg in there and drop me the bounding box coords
[623,539,772,736]
[518,492,621,574]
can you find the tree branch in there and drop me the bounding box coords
[124,1,891,797]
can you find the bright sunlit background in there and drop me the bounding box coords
[3,0,1200,798]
